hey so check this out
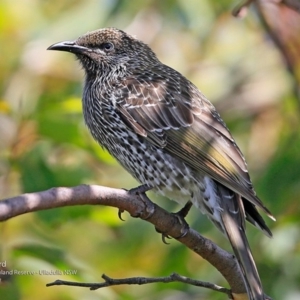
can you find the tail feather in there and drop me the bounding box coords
[217,184,265,300]
[243,199,272,238]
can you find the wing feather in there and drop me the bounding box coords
[115,66,273,218]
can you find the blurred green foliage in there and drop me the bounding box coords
[0,0,299,299]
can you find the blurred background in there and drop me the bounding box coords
[0,0,299,299]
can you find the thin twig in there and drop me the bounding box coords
[46,272,231,296]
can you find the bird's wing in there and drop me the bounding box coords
[114,67,273,218]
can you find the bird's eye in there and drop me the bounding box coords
[100,42,114,52]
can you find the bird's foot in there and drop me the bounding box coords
[172,201,192,239]
[156,201,192,243]
[127,184,155,219]
[128,184,152,195]
[155,228,172,244]
[117,185,153,220]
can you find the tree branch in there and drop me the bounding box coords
[46,272,231,296]
[0,184,258,299]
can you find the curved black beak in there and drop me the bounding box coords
[47,41,89,54]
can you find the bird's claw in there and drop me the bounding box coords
[118,209,125,221]
[127,185,155,219]
[172,212,190,239]
[155,227,172,244]
[155,202,192,243]
[171,201,192,239]
[156,216,189,242]
[128,184,152,195]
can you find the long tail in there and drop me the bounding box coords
[216,184,265,300]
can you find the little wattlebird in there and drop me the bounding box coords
[48,28,275,300]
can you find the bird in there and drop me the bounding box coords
[48,27,275,300]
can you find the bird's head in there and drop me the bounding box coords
[48,27,159,76]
